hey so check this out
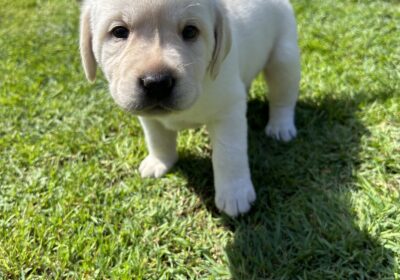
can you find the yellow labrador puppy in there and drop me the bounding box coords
[80,0,300,217]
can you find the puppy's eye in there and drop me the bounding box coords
[111,26,129,39]
[182,25,199,41]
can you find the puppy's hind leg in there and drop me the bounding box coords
[264,40,300,142]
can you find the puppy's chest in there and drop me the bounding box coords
[155,102,216,131]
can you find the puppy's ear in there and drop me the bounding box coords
[80,4,96,82]
[208,2,232,80]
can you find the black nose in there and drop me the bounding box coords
[139,72,176,99]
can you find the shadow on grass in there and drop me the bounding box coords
[176,95,395,279]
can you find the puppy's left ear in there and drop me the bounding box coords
[80,4,97,82]
[208,2,232,80]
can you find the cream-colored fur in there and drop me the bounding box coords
[80,0,300,217]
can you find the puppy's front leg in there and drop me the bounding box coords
[138,117,178,178]
[208,112,256,217]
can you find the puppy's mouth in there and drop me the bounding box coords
[113,82,198,116]
[124,100,180,116]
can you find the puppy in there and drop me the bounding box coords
[79,0,300,217]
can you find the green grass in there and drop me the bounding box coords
[0,0,399,278]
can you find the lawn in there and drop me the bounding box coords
[0,0,399,279]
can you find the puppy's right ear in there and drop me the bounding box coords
[80,4,96,82]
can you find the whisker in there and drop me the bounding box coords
[183,3,201,11]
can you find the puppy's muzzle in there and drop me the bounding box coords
[133,70,179,114]
[139,71,176,100]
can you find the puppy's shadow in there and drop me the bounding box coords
[175,151,217,215]
[176,94,395,278]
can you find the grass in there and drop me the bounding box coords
[0,0,399,279]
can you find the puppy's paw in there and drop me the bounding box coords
[265,121,297,142]
[215,180,256,217]
[139,154,178,178]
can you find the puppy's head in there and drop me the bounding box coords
[80,0,231,115]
